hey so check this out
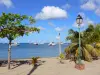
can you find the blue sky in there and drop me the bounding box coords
[0,0,100,43]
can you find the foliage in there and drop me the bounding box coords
[0,12,40,41]
[95,43,100,49]
[83,25,100,44]
[94,43,100,56]
[0,12,40,69]
[65,24,100,62]
[59,53,65,59]
[65,44,93,62]
[32,57,40,65]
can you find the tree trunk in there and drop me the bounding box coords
[8,40,12,69]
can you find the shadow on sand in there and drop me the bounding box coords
[11,61,30,69]
[11,63,23,69]
[27,60,46,75]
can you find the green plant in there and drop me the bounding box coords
[59,53,65,59]
[32,57,40,66]
[59,53,65,64]
[65,24,100,62]
[0,12,40,69]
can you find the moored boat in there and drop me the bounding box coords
[48,42,56,46]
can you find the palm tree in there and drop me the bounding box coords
[65,24,100,62]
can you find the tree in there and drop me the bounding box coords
[0,12,40,69]
[83,24,100,44]
[65,24,100,62]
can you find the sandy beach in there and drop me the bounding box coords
[0,58,100,75]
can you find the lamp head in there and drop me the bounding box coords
[76,14,83,26]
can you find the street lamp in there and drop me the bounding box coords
[76,14,83,63]
[56,33,62,55]
[58,33,61,55]
[75,14,85,70]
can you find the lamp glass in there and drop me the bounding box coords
[76,15,83,25]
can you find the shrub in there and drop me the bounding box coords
[32,56,40,66]
[59,53,65,59]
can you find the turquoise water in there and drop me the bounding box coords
[0,43,69,59]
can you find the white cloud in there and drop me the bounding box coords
[80,0,88,3]
[37,26,46,30]
[95,0,100,4]
[73,22,85,28]
[55,27,62,32]
[55,26,67,32]
[81,0,100,16]
[35,6,67,20]
[61,26,67,30]
[48,22,56,27]
[62,4,71,10]
[78,12,94,24]
[73,12,94,28]
[81,0,96,10]
[0,0,13,8]
[78,12,86,18]
[95,8,100,16]
[56,36,60,40]
[48,22,67,32]
[86,18,94,24]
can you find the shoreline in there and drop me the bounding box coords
[0,57,58,60]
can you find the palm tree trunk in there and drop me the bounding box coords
[8,40,12,69]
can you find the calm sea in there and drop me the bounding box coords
[0,43,69,59]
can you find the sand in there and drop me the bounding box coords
[0,57,100,75]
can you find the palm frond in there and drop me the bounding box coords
[83,47,92,62]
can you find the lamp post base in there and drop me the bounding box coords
[75,63,85,70]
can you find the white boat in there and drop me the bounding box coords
[60,42,64,44]
[57,42,63,45]
[11,42,19,46]
[48,42,56,46]
[33,42,39,45]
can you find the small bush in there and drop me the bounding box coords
[32,56,40,65]
[59,53,65,59]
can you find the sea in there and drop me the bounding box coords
[0,43,69,59]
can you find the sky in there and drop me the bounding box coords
[0,0,100,43]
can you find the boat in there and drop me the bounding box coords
[33,42,39,45]
[48,42,56,46]
[57,42,63,45]
[60,42,63,44]
[11,42,19,46]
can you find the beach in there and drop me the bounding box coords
[0,0,100,75]
[0,57,100,75]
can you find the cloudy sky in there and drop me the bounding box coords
[0,0,100,43]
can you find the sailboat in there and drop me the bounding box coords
[60,42,64,44]
[33,42,39,45]
[48,42,56,46]
[11,42,19,46]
